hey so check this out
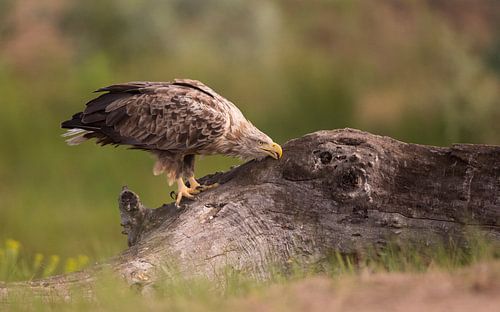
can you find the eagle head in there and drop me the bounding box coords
[229,123,283,161]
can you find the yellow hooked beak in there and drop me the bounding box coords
[261,142,283,159]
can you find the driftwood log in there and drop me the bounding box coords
[1,128,499,299]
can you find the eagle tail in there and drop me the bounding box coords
[61,128,86,137]
[62,128,92,146]
[61,112,98,145]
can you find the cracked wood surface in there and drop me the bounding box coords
[1,128,499,299]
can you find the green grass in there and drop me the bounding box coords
[1,235,498,311]
[0,239,89,282]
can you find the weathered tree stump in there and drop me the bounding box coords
[1,128,499,299]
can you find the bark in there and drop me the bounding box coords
[1,128,499,299]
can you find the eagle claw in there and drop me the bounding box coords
[175,188,198,207]
[195,183,219,192]
[173,178,219,207]
[169,191,177,200]
[187,177,219,192]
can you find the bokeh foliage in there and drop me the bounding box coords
[0,0,499,262]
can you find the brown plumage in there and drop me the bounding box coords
[61,79,282,205]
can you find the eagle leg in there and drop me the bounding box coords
[183,155,218,193]
[175,177,199,206]
[187,176,219,192]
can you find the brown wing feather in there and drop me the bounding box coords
[63,81,228,153]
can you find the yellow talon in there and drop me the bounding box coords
[198,182,219,191]
[188,177,219,192]
[188,177,201,190]
[175,177,220,206]
[175,177,197,206]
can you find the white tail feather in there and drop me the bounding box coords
[63,129,91,146]
[62,128,86,137]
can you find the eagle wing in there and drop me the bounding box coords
[62,80,228,153]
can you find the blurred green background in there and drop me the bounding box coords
[0,0,499,264]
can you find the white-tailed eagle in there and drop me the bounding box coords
[61,79,282,205]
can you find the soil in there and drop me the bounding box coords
[229,262,500,312]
